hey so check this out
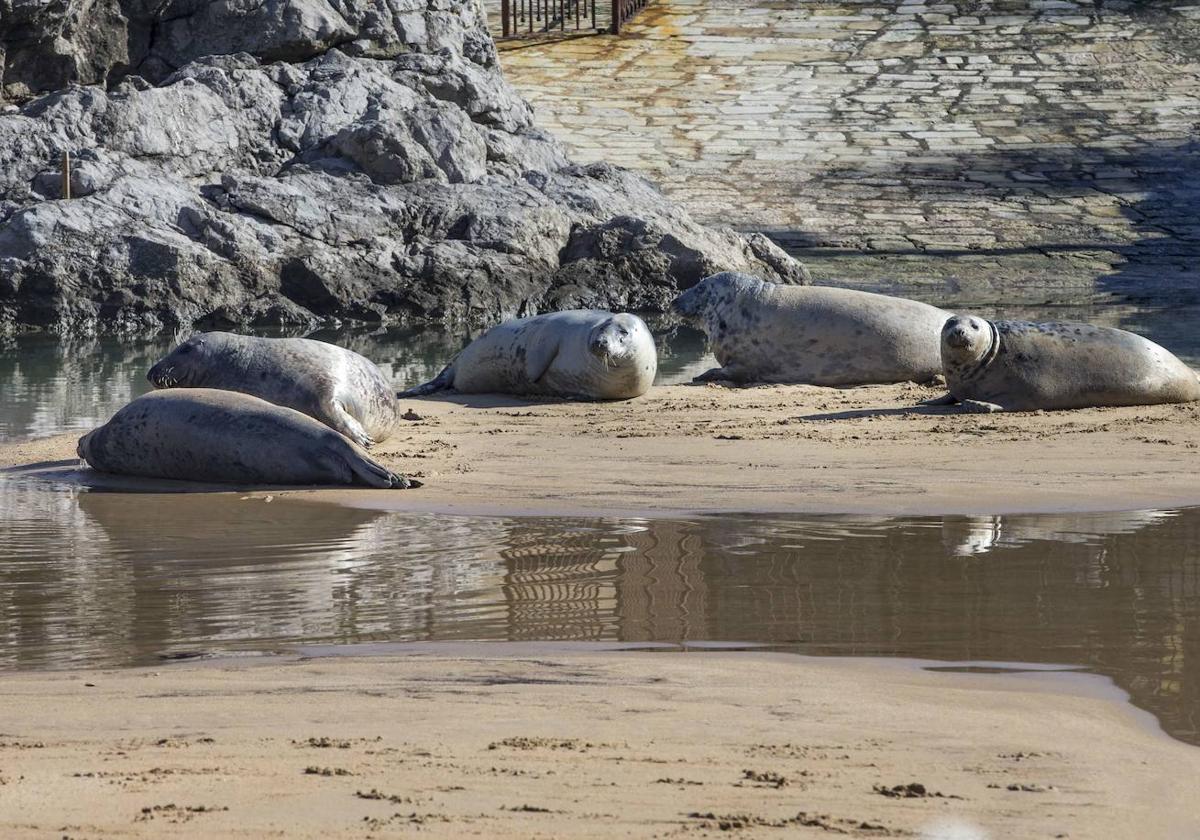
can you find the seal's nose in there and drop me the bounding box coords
[147,361,171,387]
[945,327,971,349]
[590,337,608,355]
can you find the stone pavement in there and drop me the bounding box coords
[495,0,1200,307]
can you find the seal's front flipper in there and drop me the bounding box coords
[398,364,455,398]
[693,366,743,384]
[920,393,958,406]
[525,337,560,383]
[957,399,1005,414]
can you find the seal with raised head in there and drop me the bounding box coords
[401,310,657,400]
[147,332,398,448]
[933,315,1200,412]
[78,390,419,488]
[671,272,951,386]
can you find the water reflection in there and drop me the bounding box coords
[1,479,1197,745]
[0,321,716,441]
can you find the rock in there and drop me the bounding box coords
[0,0,807,333]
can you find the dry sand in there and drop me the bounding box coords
[1,647,1198,839]
[6,382,1200,515]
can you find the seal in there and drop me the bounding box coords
[671,272,951,386]
[933,315,1200,412]
[147,332,399,448]
[401,310,657,400]
[77,389,419,488]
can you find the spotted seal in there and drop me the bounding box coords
[401,310,657,400]
[671,272,951,386]
[147,332,398,447]
[932,315,1200,412]
[77,390,418,488]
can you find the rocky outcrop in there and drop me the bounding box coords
[0,0,806,333]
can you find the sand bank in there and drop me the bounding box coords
[5,383,1200,515]
[0,647,1196,839]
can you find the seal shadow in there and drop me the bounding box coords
[401,392,599,409]
[797,404,963,421]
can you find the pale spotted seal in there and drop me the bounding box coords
[671,272,951,386]
[401,310,657,400]
[77,390,418,488]
[147,332,398,447]
[932,315,1200,412]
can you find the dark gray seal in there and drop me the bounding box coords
[401,310,657,400]
[671,272,951,386]
[934,315,1200,412]
[77,390,419,488]
[147,332,398,448]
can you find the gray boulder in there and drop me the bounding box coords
[0,1,806,333]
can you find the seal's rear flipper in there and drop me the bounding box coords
[398,364,454,398]
[920,394,958,406]
[344,449,422,489]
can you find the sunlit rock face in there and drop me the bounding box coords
[0,0,807,334]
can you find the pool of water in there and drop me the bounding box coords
[1,475,1198,745]
[0,320,713,441]
[4,301,1200,440]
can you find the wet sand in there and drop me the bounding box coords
[6,382,1200,515]
[0,648,1196,839]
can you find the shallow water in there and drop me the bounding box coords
[0,321,711,441]
[1,476,1197,745]
[4,302,1200,440]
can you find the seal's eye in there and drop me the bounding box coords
[970,323,979,331]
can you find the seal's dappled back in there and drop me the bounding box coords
[401,310,657,400]
[671,272,951,386]
[78,390,417,488]
[939,315,1200,411]
[147,332,398,447]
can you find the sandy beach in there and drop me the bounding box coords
[1,647,1197,839]
[6,382,1200,516]
[5,383,1200,839]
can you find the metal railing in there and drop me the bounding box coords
[494,0,648,37]
[610,0,649,33]
[499,0,598,37]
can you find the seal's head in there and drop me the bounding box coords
[670,272,761,319]
[76,428,95,461]
[940,315,995,368]
[147,333,222,388]
[587,313,655,369]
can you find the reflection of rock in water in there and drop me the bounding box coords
[645,320,718,386]
[303,325,474,393]
[942,510,1176,557]
[0,318,721,441]
[0,333,172,440]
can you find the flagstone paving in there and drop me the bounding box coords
[495,0,1200,306]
